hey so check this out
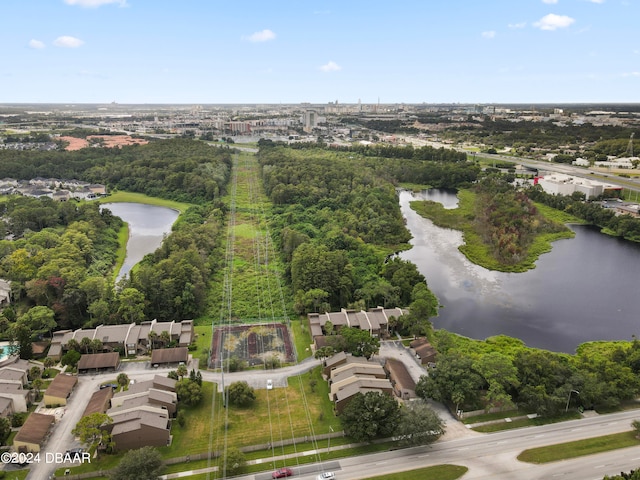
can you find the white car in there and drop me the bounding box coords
[266,379,273,390]
[316,473,335,480]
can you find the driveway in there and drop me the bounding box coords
[378,340,480,441]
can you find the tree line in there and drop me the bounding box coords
[526,186,640,242]
[0,138,232,204]
[416,332,640,416]
[257,143,438,321]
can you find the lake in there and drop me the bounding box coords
[101,203,179,282]
[398,189,640,353]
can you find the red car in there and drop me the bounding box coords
[272,467,294,478]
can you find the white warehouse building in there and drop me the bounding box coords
[535,173,612,199]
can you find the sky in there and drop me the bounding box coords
[1,0,639,104]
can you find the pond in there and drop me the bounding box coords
[101,203,179,283]
[398,189,640,353]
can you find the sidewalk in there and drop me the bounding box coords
[160,441,365,479]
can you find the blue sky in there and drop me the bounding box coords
[1,0,639,104]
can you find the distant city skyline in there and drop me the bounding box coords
[2,0,639,104]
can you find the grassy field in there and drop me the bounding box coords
[205,152,293,321]
[517,431,640,463]
[410,189,575,272]
[111,222,129,282]
[472,412,582,433]
[97,191,192,213]
[60,365,341,477]
[290,318,313,361]
[361,465,468,480]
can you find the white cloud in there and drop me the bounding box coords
[622,72,640,77]
[320,61,341,72]
[534,14,575,30]
[244,29,276,43]
[63,0,127,7]
[542,0,558,4]
[482,31,496,39]
[508,22,527,29]
[587,0,605,3]
[53,36,85,48]
[29,39,45,49]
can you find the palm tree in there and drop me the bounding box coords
[67,338,80,353]
[31,378,44,399]
[117,373,129,389]
[176,364,188,380]
[80,337,92,354]
[159,330,171,347]
[91,339,103,354]
[148,331,158,350]
[43,357,55,369]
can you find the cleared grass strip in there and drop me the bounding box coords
[517,431,640,463]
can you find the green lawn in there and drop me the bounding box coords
[517,430,640,463]
[290,318,313,361]
[98,191,192,213]
[473,412,582,433]
[361,465,468,480]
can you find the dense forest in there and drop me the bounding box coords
[256,143,439,335]
[124,203,226,322]
[418,332,640,416]
[0,198,123,350]
[0,138,232,204]
[0,139,231,357]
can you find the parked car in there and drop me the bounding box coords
[316,473,335,480]
[267,379,273,390]
[65,448,84,455]
[272,467,293,478]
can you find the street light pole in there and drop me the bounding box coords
[327,426,334,457]
[565,389,580,412]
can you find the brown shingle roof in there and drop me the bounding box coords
[78,352,120,370]
[384,358,416,391]
[82,388,113,417]
[44,374,77,399]
[150,347,188,365]
[13,413,55,445]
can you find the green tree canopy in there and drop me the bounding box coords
[226,381,256,407]
[339,391,400,442]
[109,446,164,480]
[395,401,444,447]
[175,378,203,406]
[416,353,484,412]
[340,327,380,359]
[72,413,113,449]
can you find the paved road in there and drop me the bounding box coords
[16,348,640,480]
[226,409,640,480]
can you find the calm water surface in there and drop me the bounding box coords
[399,189,640,353]
[101,203,178,282]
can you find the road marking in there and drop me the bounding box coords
[418,454,430,458]
[374,462,388,466]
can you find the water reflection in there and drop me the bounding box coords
[101,203,179,283]
[399,189,640,353]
